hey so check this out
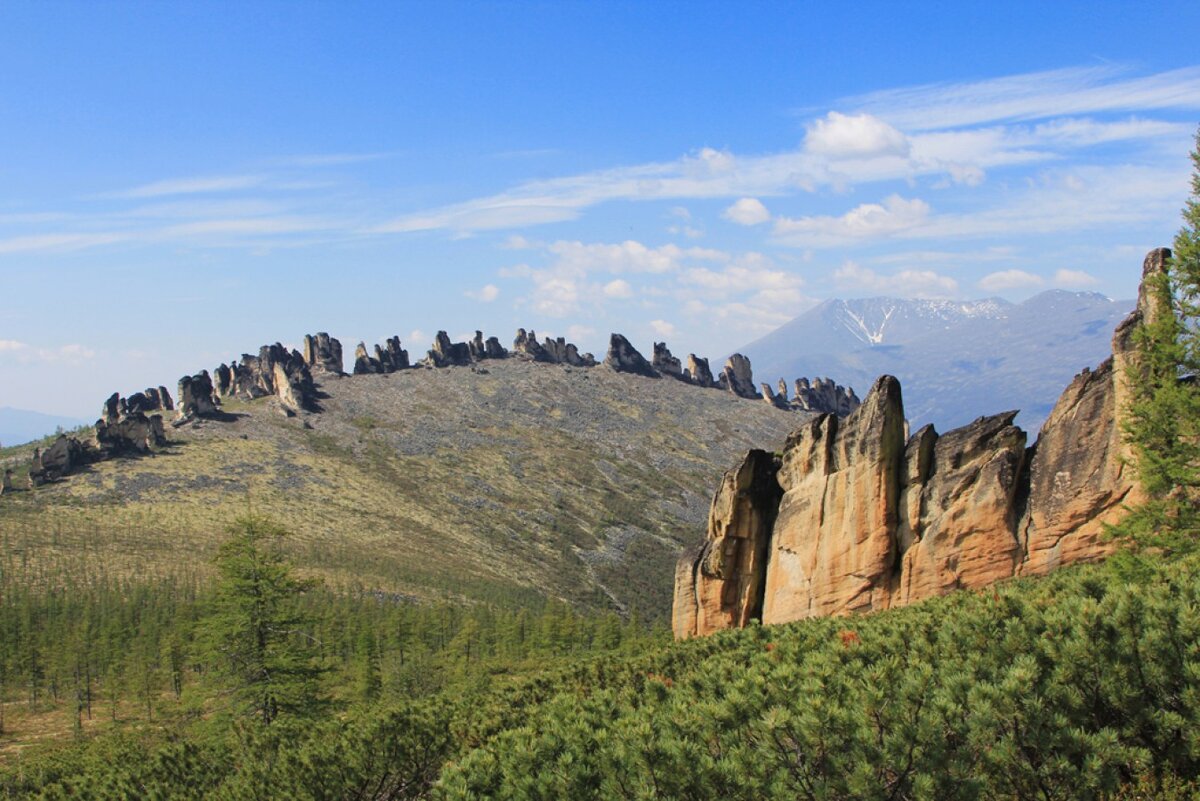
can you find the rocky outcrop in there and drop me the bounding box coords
[28,435,86,486]
[1,469,11,495]
[470,331,507,361]
[686,355,714,387]
[672,450,782,638]
[177,371,220,419]
[718,354,757,399]
[424,331,473,368]
[673,249,1166,639]
[513,329,593,366]
[303,333,344,374]
[354,337,410,375]
[215,344,318,413]
[793,377,861,416]
[652,343,684,379]
[604,334,657,377]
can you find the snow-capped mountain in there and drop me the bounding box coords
[738,291,1133,432]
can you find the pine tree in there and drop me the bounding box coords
[1121,127,1200,551]
[206,515,324,726]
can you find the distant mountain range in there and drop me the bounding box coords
[0,407,90,447]
[738,290,1134,432]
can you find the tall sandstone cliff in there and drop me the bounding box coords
[673,249,1168,638]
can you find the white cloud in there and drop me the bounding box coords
[566,325,595,341]
[846,65,1200,131]
[603,279,634,298]
[978,269,1045,292]
[774,195,931,246]
[0,341,96,364]
[408,330,425,345]
[1054,268,1099,287]
[111,174,266,199]
[723,197,771,226]
[0,339,28,352]
[804,111,910,158]
[649,319,678,338]
[466,283,500,302]
[833,261,959,298]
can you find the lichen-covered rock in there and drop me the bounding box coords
[719,354,757,398]
[604,334,657,377]
[673,450,782,639]
[762,376,906,622]
[303,332,344,374]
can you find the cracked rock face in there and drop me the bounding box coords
[303,332,344,374]
[672,248,1171,638]
[604,333,657,377]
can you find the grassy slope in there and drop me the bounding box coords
[0,360,803,616]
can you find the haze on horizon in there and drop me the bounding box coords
[1,1,1199,418]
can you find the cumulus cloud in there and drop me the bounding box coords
[774,195,931,246]
[804,111,911,158]
[833,261,958,298]
[466,283,500,302]
[603,279,634,298]
[0,340,96,364]
[723,197,771,226]
[1054,268,1099,287]
[649,320,678,338]
[978,269,1045,291]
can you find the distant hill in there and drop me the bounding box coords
[738,290,1133,432]
[0,360,805,618]
[0,407,90,447]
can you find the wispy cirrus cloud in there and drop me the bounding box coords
[108,173,267,199]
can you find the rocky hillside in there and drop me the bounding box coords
[675,249,1165,638]
[0,351,820,618]
[739,290,1133,431]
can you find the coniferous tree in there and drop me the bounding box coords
[206,515,324,726]
[1121,127,1200,551]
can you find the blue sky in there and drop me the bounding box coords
[1,1,1199,417]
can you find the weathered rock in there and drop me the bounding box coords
[469,331,507,361]
[673,450,782,639]
[604,334,657,377]
[897,412,1026,604]
[28,435,85,485]
[792,377,861,416]
[177,371,220,418]
[1019,360,1131,574]
[719,354,757,398]
[686,355,714,387]
[425,331,472,367]
[221,344,318,411]
[102,392,122,424]
[513,328,550,361]
[303,332,344,374]
[652,343,684,379]
[353,342,383,374]
[213,364,233,397]
[0,468,11,494]
[762,376,906,623]
[673,248,1172,638]
[377,336,411,371]
[95,411,166,456]
[761,383,788,409]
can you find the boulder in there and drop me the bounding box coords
[95,411,166,456]
[303,332,344,374]
[1,469,12,495]
[673,450,782,639]
[28,435,85,485]
[603,334,657,377]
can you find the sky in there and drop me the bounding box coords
[1,1,1199,418]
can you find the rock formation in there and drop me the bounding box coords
[604,334,657,377]
[303,332,344,374]
[353,337,410,375]
[686,355,714,387]
[177,371,220,419]
[28,435,86,486]
[652,343,684,379]
[470,331,507,361]
[673,249,1165,639]
[424,331,473,367]
[793,377,860,416]
[1,469,12,495]
[718,354,758,399]
[512,329,593,366]
[673,450,782,636]
[215,344,318,413]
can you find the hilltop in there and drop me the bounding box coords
[0,352,813,617]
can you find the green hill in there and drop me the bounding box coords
[0,359,802,616]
